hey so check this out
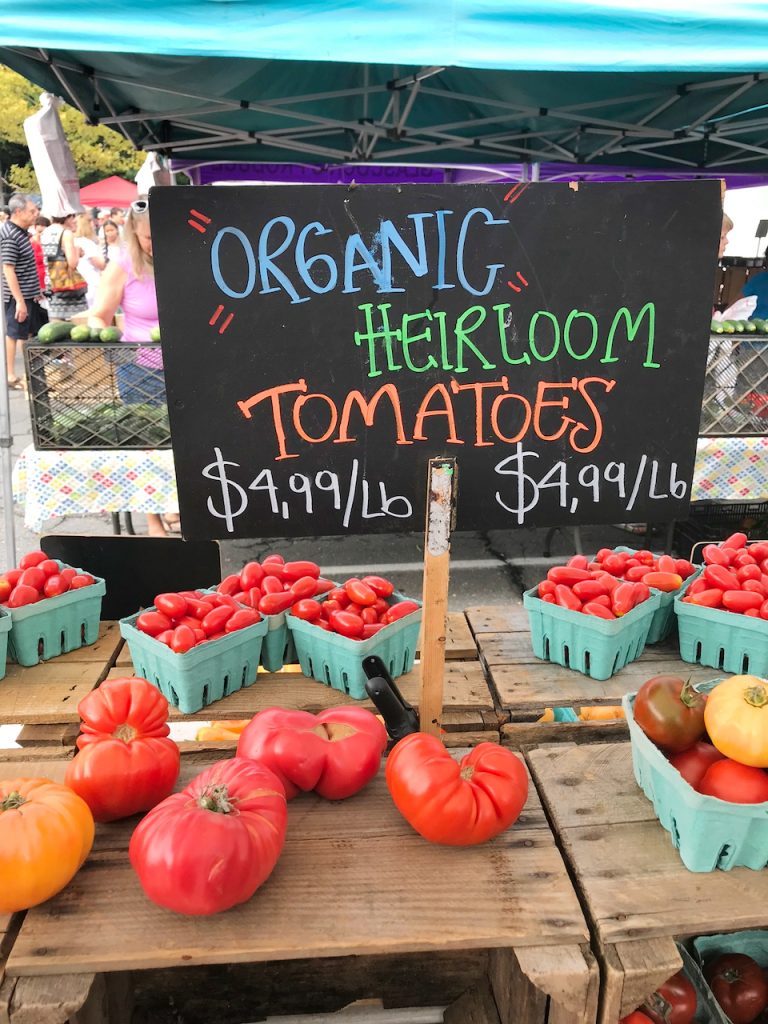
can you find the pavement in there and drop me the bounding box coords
[0,349,673,610]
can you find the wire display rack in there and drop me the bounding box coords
[701,332,768,435]
[23,343,171,450]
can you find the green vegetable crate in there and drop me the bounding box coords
[119,606,268,714]
[0,609,11,679]
[693,931,768,1024]
[623,680,768,872]
[286,592,422,699]
[523,586,661,680]
[6,566,106,667]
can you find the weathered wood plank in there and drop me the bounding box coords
[444,978,501,1023]
[7,974,96,1024]
[0,746,75,763]
[0,663,108,726]
[106,660,496,720]
[528,742,768,945]
[15,723,79,748]
[477,632,679,668]
[466,606,527,635]
[489,660,715,712]
[9,761,587,975]
[502,720,628,749]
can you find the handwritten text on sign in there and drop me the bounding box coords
[151,182,721,539]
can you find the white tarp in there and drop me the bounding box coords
[23,93,83,217]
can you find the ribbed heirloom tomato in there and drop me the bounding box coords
[704,676,768,768]
[65,677,180,822]
[129,758,287,915]
[0,778,94,912]
[385,734,528,845]
[633,675,706,753]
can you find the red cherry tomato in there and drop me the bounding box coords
[313,577,336,595]
[685,588,723,608]
[290,575,319,600]
[282,560,320,581]
[642,571,683,593]
[703,564,740,590]
[217,574,242,596]
[291,599,322,621]
[3,569,22,587]
[362,622,386,638]
[258,591,295,616]
[360,575,395,598]
[554,584,582,611]
[239,561,264,589]
[18,567,45,592]
[703,544,731,566]
[261,575,285,596]
[329,610,365,638]
[155,629,174,645]
[722,590,763,613]
[43,574,70,598]
[59,567,77,586]
[656,554,678,575]
[344,578,377,606]
[381,600,420,624]
[538,579,556,598]
[737,564,763,583]
[246,587,262,608]
[37,559,60,578]
[546,566,591,585]
[154,593,188,619]
[18,550,47,570]
[7,583,40,607]
[201,605,235,636]
[70,575,95,590]
[136,611,173,636]
[170,625,196,654]
[612,581,638,616]
[262,553,285,567]
[723,532,748,550]
[572,579,608,600]
[582,601,615,619]
[224,609,262,632]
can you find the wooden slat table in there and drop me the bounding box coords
[0,755,598,1024]
[111,611,502,749]
[466,606,717,747]
[527,741,768,1024]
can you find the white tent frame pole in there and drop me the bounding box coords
[0,298,17,566]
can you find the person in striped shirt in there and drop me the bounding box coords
[1,193,48,388]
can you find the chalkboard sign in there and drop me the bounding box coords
[151,181,721,540]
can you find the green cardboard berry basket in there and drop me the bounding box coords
[693,931,768,1024]
[623,680,768,872]
[614,546,703,644]
[119,606,268,714]
[260,612,297,673]
[6,565,106,666]
[522,585,661,680]
[676,943,729,1024]
[286,592,422,699]
[674,591,768,676]
[0,609,11,679]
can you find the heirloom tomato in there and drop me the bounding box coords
[64,677,180,822]
[129,758,287,915]
[704,676,768,767]
[668,742,725,789]
[385,734,528,846]
[621,1015,654,1024]
[633,675,706,753]
[705,953,768,1024]
[698,759,768,803]
[237,706,387,800]
[0,778,94,912]
[643,970,697,1024]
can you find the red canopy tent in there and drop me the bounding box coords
[78,174,137,209]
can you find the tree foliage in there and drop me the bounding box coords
[0,66,144,197]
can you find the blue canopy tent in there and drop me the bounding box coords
[2,1,768,560]
[3,2,768,171]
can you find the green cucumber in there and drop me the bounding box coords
[99,326,122,343]
[37,322,74,344]
[149,326,161,343]
[70,325,91,343]
[89,327,103,341]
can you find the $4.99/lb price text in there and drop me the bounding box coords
[202,444,688,532]
[495,446,688,524]
[202,448,413,532]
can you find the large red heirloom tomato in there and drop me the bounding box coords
[129,758,287,915]
[385,733,529,845]
[65,677,180,822]
[237,706,387,800]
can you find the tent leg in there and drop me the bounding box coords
[0,298,16,565]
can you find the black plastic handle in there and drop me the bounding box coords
[362,655,419,740]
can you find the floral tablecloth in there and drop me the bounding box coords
[693,436,768,502]
[13,444,179,530]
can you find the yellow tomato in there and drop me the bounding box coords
[704,675,768,767]
[0,777,94,912]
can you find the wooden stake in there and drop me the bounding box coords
[420,458,458,738]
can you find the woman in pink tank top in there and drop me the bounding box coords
[88,199,179,537]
